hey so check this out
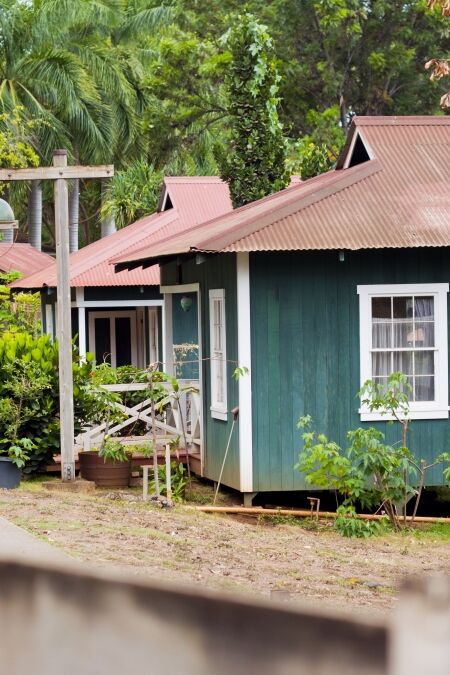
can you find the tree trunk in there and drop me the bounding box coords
[101,179,116,238]
[339,94,348,130]
[27,181,43,250]
[69,178,79,252]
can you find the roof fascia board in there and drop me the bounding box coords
[336,123,357,169]
[157,181,169,212]
[196,159,383,252]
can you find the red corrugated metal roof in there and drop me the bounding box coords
[163,177,233,227]
[0,243,53,276]
[12,177,232,289]
[115,116,450,268]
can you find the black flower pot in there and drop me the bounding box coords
[0,457,21,489]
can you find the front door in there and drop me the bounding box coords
[88,311,138,367]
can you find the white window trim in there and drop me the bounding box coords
[357,283,449,421]
[209,288,227,421]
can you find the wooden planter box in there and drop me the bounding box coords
[79,451,131,488]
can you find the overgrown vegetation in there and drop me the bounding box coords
[297,373,450,537]
[0,271,41,335]
[149,460,187,502]
[0,332,118,472]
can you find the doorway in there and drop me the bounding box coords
[88,311,138,367]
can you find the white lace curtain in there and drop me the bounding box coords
[371,296,435,401]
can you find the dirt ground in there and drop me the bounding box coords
[1,477,449,616]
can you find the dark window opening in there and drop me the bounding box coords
[163,194,173,211]
[348,134,370,167]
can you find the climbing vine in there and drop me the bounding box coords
[216,13,289,208]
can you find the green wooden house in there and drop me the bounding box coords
[116,116,450,503]
[11,177,232,369]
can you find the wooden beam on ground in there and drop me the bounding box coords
[195,506,449,524]
[0,166,114,181]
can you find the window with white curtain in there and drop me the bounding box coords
[209,289,227,420]
[358,283,449,420]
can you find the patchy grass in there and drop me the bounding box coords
[1,480,449,615]
[408,521,450,541]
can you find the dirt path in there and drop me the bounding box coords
[1,480,449,616]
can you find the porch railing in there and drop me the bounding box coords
[75,380,201,456]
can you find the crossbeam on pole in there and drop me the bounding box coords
[0,166,114,181]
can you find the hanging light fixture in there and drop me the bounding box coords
[0,198,18,230]
[180,295,193,312]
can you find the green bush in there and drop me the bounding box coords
[149,461,187,502]
[334,506,390,538]
[0,331,119,472]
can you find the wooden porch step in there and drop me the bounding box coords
[47,451,201,474]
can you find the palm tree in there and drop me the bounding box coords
[0,0,172,249]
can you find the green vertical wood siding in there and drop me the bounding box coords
[161,256,240,490]
[251,249,450,492]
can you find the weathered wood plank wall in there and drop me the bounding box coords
[250,249,450,492]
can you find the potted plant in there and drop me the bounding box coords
[0,437,34,489]
[79,437,131,487]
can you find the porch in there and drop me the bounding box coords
[73,379,203,475]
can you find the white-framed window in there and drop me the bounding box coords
[358,283,449,421]
[209,289,227,420]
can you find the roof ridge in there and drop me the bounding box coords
[164,176,225,183]
[354,115,450,126]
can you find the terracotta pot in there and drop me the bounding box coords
[0,457,21,489]
[79,451,131,488]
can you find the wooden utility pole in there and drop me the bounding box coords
[0,152,114,481]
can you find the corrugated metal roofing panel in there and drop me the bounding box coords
[164,177,233,227]
[0,244,53,276]
[115,116,450,266]
[12,177,233,289]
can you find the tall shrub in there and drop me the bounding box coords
[0,332,117,473]
[217,13,289,208]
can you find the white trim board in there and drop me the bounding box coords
[161,284,200,294]
[236,252,253,493]
[209,288,228,421]
[72,299,164,308]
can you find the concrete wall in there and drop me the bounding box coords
[0,557,386,675]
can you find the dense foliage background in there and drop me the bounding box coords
[0,0,448,243]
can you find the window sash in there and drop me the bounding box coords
[357,283,449,420]
[209,289,227,419]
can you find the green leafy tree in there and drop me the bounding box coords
[216,13,289,207]
[0,271,41,335]
[297,373,450,535]
[287,106,346,180]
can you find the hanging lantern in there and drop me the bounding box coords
[180,295,193,312]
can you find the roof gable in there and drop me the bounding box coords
[12,176,233,289]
